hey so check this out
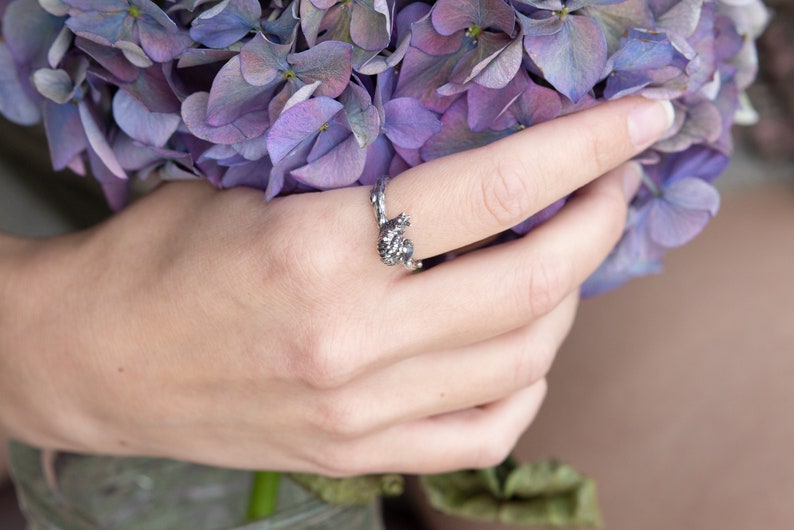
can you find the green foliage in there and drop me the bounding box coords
[288,473,404,506]
[421,458,602,527]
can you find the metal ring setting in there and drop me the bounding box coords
[370,177,422,271]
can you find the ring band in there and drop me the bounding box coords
[370,177,422,271]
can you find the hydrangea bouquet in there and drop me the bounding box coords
[0,0,768,526]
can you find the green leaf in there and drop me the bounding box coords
[288,473,404,506]
[420,458,602,527]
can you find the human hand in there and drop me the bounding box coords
[0,96,672,477]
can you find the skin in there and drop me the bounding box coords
[0,96,672,478]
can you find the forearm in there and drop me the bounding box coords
[0,232,34,440]
[0,232,66,448]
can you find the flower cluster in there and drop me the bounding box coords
[0,0,768,293]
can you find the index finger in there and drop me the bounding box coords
[383,96,674,259]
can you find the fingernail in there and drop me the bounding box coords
[628,99,675,149]
[621,162,643,201]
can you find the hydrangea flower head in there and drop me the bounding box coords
[0,0,770,294]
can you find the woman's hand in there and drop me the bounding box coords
[0,96,672,477]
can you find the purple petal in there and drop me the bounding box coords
[78,101,126,179]
[515,0,563,9]
[432,0,516,36]
[663,176,720,215]
[189,0,262,48]
[233,133,270,160]
[289,40,353,98]
[260,3,300,44]
[448,33,512,86]
[472,36,524,89]
[114,41,153,68]
[42,100,87,169]
[298,0,324,47]
[86,147,130,212]
[305,118,349,163]
[654,0,704,37]
[66,10,129,46]
[420,97,511,161]
[221,157,272,190]
[509,74,563,126]
[310,0,337,9]
[112,89,181,147]
[266,96,343,164]
[410,12,462,56]
[113,132,167,170]
[207,56,272,126]
[467,71,527,131]
[524,14,607,103]
[31,68,74,104]
[292,134,366,188]
[604,71,652,99]
[383,97,441,149]
[74,37,140,82]
[647,190,717,249]
[396,1,430,40]
[3,0,64,64]
[394,46,464,113]
[240,32,290,86]
[138,21,192,62]
[339,82,381,147]
[182,91,269,144]
[654,100,722,153]
[359,135,394,185]
[121,65,181,113]
[517,11,564,37]
[350,1,391,51]
[608,31,674,72]
[357,30,412,75]
[581,0,655,53]
[0,45,40,125]
[177,48,237,68]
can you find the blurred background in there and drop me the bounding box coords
[1,1,792,528]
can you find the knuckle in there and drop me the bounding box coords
[596,188,630,244]
[294,334,357,391]
[479,152,536,228]
[511,337,554,389]
[312,394,370,439]
[309,443,367,478]
[518,257,570,318]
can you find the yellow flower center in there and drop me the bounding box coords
[465,25,483,40]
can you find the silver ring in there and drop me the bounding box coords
[370,177,422,271]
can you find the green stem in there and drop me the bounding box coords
[247,471,282,521]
